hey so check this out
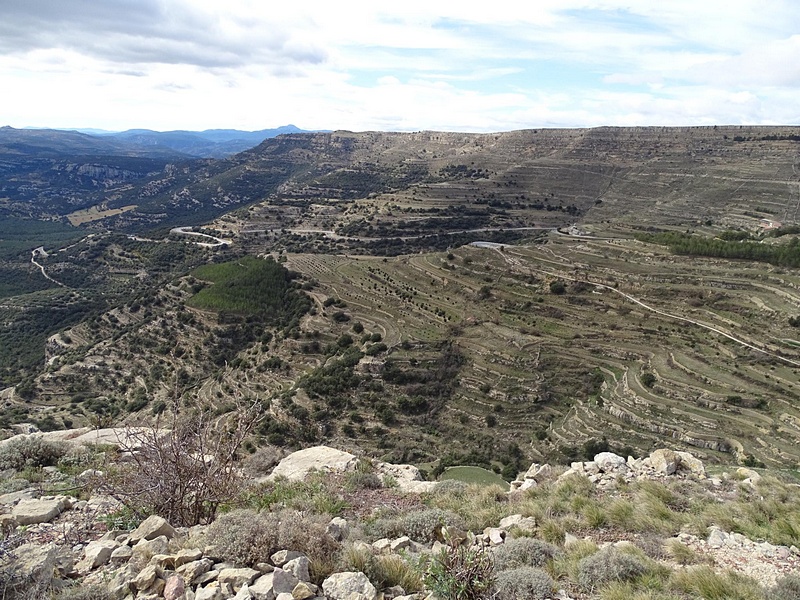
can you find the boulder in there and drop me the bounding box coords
[9,542,60,586]
[707,527,729,548]
[130,515,177,543]
[675,451,706,478]
[177,558,214,585]
[175,547,204,567]
[11,496,69,525]
[322,571,378,600]
[649,449,679,476]
[594,452,627,473]
[523,463,552,482]
[268,446,358,481]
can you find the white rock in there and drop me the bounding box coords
[649,449,679,475]
[498,514,536,532]
[268,446,358,482]
[130,515,177,543]
[523,463,552,482]
[390,536,412,552]
[594,452,627,473]
[322,571,378,600]
[327,517,349,541]
[707,527,728,548]
[11,496,68,525]
[675,451,706,478]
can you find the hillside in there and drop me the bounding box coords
[1,126,800,475]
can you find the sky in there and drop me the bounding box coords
[1,0,798,132]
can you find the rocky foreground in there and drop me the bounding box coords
[1,434,799,600]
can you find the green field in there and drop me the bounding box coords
[439,466,511,489]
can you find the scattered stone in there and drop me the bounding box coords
[271,550,304,567]
[390,536,412,552]
[177,558,214,584]
[486,528,505,545]
[292,581,317,600]
[323,571,378,600]
[498,514,536,532]
[110,544,133,565]
[196,582,225,600]
[707,527,729,548]
[175,547,204,567]
[327,516,349,541]
[218,567,260,591]
[675,451,706,478]
[130,515,177,543]
[75,540,116,573]
[284,557,310,583]
[134,564,161,590]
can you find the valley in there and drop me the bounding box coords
[1,126,800,475]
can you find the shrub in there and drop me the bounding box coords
[0,436,68,471]
[771,574,800,600]
[205,508,340,582]
[367,508,466,543]
[104,401,264,526]
[424,542,494,600]
[494,566,553,600]
[492,538,560,571]
[576,547,648,592]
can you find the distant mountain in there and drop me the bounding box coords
[0,126,183,159]
[99,125,311,158]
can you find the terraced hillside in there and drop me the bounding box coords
[3,126,800,475]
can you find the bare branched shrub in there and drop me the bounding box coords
[103,399,265,526]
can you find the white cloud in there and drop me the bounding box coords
[0,1,798,131]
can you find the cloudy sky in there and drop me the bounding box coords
[1,0,798,132]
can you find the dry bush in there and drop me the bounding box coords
[103,400,264,526]
[341,545,423,592]
[205,508,341,582]
[0,436,68,471]
[366,508,466,543]
[576,547,648,592]
[492,537,560,571]
[494,566,553,600]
